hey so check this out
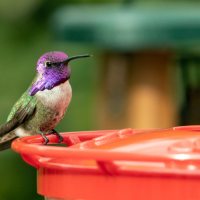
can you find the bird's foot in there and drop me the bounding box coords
[51,129,63,143]
[39,131,49,145]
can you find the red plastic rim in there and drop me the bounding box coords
[11,126,200,169]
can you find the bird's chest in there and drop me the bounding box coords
[35,81,72,129]
[38,83,71,110]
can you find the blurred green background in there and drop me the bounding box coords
[1,0,200,199]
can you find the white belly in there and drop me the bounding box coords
[36,80,72,113]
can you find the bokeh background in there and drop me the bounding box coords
[1,0,200,199]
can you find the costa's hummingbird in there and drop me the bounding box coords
[0,51,91,151]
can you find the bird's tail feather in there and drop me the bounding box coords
[0,131,18,151]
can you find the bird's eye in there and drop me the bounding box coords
[46,62,52,68]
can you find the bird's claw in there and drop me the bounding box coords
[58,137,63,143]
[52,129,63,143]
[38,130,63,145]
[43,137,49,145]
[39,131,49,145]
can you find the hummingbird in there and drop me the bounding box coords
[0,51,91,151]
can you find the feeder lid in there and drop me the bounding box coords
[12,126,200,171]
[12,126,200,200]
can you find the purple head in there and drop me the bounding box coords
[29,51,90,96]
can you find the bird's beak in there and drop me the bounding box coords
[62,54,91,64]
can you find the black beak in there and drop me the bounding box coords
[62,54,91,64]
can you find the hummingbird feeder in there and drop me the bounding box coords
[12,126,200,200]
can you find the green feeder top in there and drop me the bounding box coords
[51,3,200,51]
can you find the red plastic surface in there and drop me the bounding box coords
[12,126,200,200]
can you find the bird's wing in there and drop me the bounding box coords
[0,84,37,137]
[0,131,18,151]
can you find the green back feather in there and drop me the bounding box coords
[7,84,37,122]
